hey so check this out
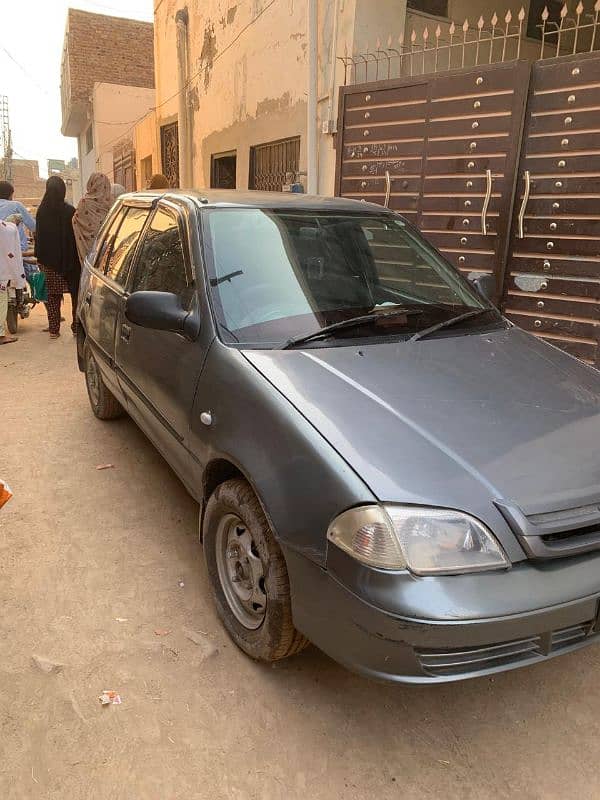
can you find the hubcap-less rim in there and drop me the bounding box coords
[86,353,100,408]
[215,513,267,630]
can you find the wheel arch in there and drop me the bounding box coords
[200,457,277,545]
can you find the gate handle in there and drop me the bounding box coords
[384,170,391,208]
[517,170,531,239]
[481,169,492,235]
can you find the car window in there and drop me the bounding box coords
[203,209,491,345]
[93,212,123,274]
[105,207,150,286]
[130,207,190,299]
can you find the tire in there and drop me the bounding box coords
[203,478,308,662]
[84,341,124,420]
[6,304,17,334]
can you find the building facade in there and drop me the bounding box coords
[137,0,564,195]
[60,9,156,194]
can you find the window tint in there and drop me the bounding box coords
[130,208,189,297]
[105,207,150,286]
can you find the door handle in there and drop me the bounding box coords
[384,170,391,208]
[481,168,492,235]
[517,170,531,239]
[120,323,131,343]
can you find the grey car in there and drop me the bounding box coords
[77,190,600,683]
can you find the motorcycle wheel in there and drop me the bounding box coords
[6,305,18,334]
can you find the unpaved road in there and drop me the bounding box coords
[2,302,600,800]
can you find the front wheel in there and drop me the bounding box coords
[6,304,17,334]
[84,342,124,420]
[203,478,308,661]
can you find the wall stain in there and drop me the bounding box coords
[227,5,238,24]
[255,91,291,117]
[290,32,304,40]
[199,23,217,91]
[189,84,200,112]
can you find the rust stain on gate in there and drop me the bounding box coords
[335,3,600,367]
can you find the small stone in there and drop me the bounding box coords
[31,655,63,674]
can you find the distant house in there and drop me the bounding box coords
[60,8,156,194]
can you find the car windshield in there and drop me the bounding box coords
[202,208,497,347]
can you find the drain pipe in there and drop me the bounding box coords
[175,8,192,187]
[324,0,342,135]
[307,0,318,194]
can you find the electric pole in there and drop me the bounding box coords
[0,95,13,181]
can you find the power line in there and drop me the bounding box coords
[95,0,279,162]
[0,44,51,96]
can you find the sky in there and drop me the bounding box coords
[0,0,153,177]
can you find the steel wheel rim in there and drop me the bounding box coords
[85,353,100,408]
[215,513,267,630]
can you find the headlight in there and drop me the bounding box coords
[327,505,509,575]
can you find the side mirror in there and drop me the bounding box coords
[468,272,496,303]
[125,291,189,334]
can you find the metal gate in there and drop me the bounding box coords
[160,121,180,188]
[335,16,600,367]
[113,138,136,192]
[502,50,600,366]
[335,60,530,298]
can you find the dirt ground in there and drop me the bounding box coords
[2,302,600,800]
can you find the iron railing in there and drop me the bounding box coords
[540,0,600,57]
[339,2,600,85]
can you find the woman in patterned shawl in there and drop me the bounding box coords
[72,172,112,265]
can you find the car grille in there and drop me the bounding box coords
[415,621,596,678]
[496,500,600,560]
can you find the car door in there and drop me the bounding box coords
[115,200,206,485]
[83,203,152,386]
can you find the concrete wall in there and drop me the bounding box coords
[153,0,411,194]
[78,83,155,189]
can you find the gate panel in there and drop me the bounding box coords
[419,61,530,293]
[336,61,530,295]
[502,51,600,366]
[337,77,428,221]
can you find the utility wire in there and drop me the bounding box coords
[95,0,279,162]
[0,44,51,96]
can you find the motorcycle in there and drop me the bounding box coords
[6,255,39,334]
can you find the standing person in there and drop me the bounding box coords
[0,219,27,345]
[72,172,112,265]
[0,181,36,253]
[34,176,80,339]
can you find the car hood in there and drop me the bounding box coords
[244,327,600,520]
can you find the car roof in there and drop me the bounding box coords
[121,188,393,215]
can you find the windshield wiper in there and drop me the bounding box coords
[210,269,243,287]
[409,308,490,342]
[282,308,422,350]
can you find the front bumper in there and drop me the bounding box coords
[284,546,600,683]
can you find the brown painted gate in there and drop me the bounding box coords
[336,61,529,297]
[502,51,600,366]
[336,50,600,367]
